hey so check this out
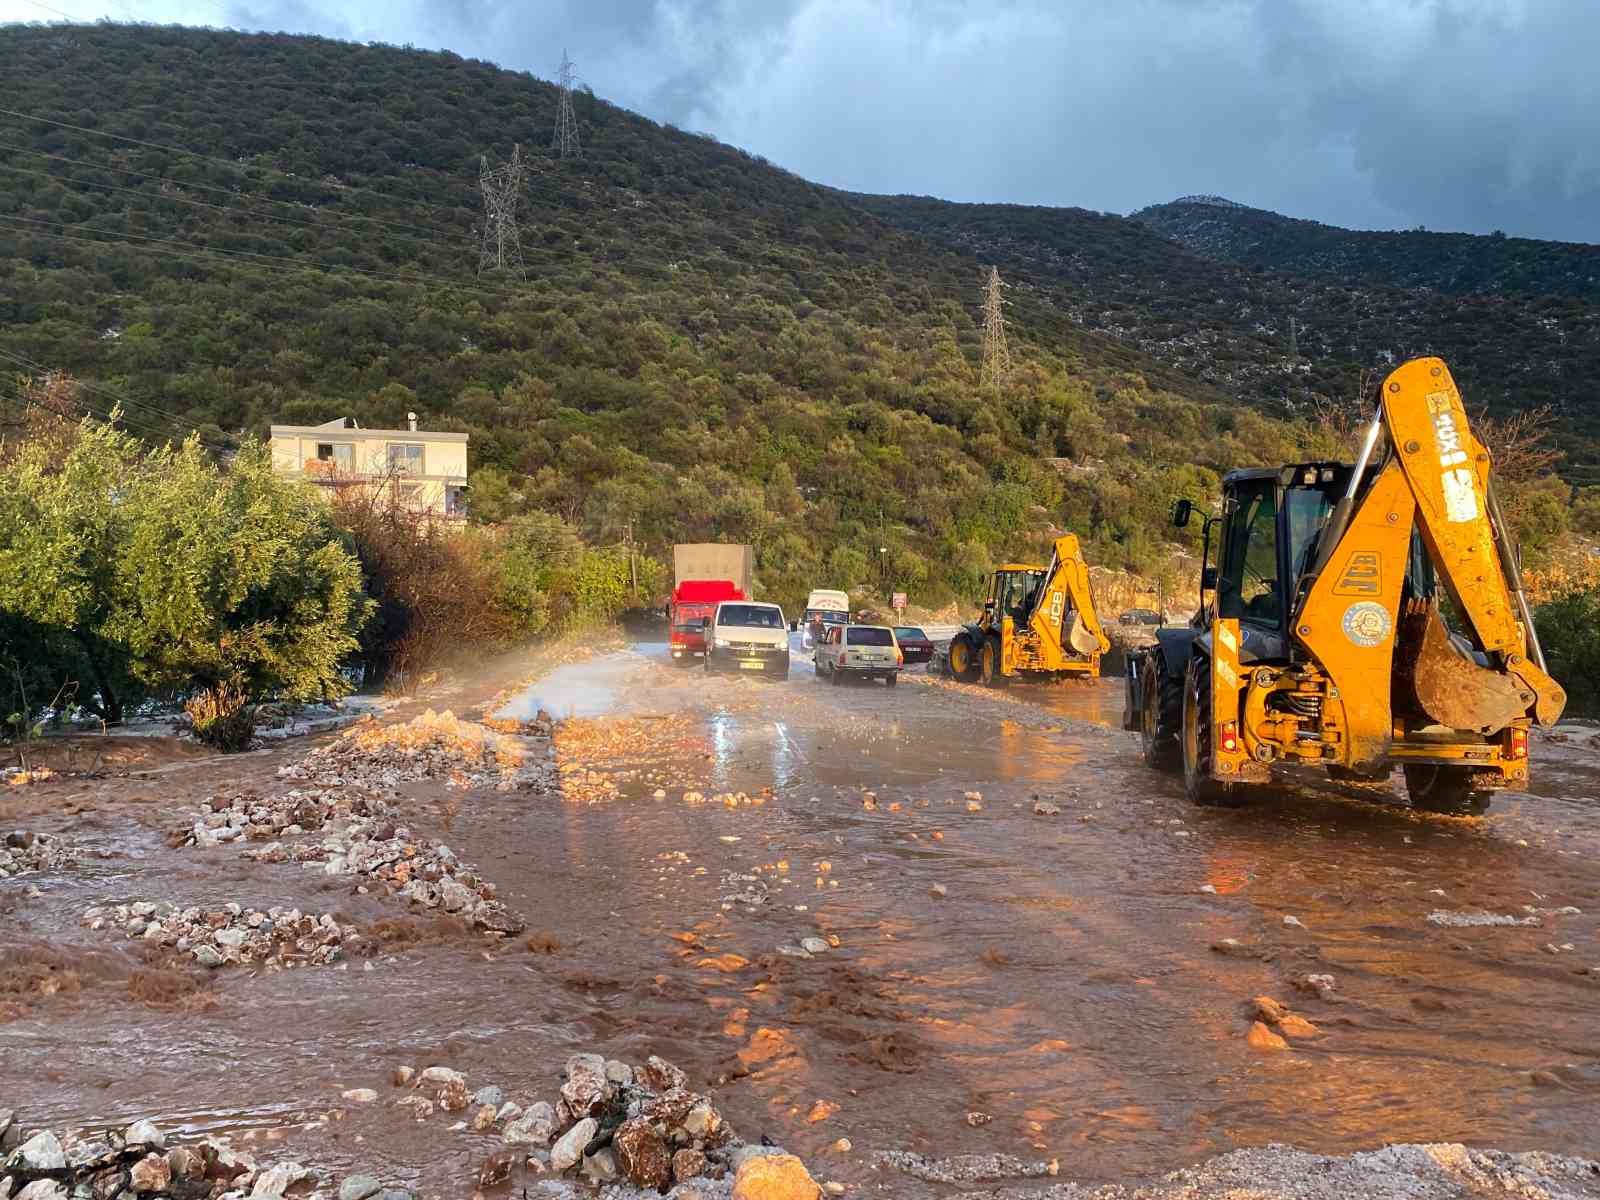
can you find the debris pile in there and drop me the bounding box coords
[387,1053,825,1195]
[1426,910,1543,928]
[82,901,362,969]
[172,786,374,849]
[550,715,703,805]
[287,709,552,793]
[0,832,75,878]
[0,1115,411,1200]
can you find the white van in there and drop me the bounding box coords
[800,588,850,642]
[704,601,790,679]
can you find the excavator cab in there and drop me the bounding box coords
[1127,356,1565,815]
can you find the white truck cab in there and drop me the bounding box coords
[704,601,791,679]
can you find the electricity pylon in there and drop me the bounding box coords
[552,50,582,159]
[478,144,526,277]
[981,266,1011,388]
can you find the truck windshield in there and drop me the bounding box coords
[847,628,893,646]
[673,604,714,630]
[718,605,783,629]
[1284,486,1336,605]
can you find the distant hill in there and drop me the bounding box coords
[856,193,1600,482]
[1132,195,1600,300]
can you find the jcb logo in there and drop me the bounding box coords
[1333,551,1382,596]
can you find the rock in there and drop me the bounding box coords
[1252,995,1287,1023]
[581,1146,617,1185]
[672,1148,707,1183]
[250,1161,310,1196]
[502,1102,555,1147]
[1282,915,1305,929]
[437,878,474,913]
[194,945,224,969]
[15,1182,66,1200]
[391,1066,415,1087]
[930,884,947,899]
[419,1066,464,1087]
[831,1139,851,1154]
[636,1054,688,1094]
[682,1101,720,1139]
[495,1102,522,1123]
[166,1146,203,1181]
[1032,799,1060,816]
[129,1153,171,1194]
[122,1119,164,1151]
[469,1105,498,1133]
[1277,1014,1321,1038]
[0,1109,11,1141]
[805,1100,838,1124]
[613,1119,672,1190]
[1246,1021,1289,1051]
[342,1089,378,1103]
[732,1153,821,1200]
[549,1118,597,1172]
[604,1060,634,1086]
[437,1079,470,1112]
[476,1151,516,1188]
[471,1086,504,1109]
[559,1054,609,1120]
[396,1096,434,1121]
[338,1175,383,1200]
[14,1132,66,1171]
[800,937,829,955]
[965,1111,992,1126]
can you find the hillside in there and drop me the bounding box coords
[1133,195,1600,300]
[0,21,1340,610]
[855,194,1600,482]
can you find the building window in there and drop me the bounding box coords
[445,484,467,516]
[315,443,354,470]
[387,443,424,474]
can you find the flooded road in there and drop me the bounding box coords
[3,637,1599,1196]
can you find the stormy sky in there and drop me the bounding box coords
[6,0,1600,242]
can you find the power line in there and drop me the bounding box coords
[551,50,582,160]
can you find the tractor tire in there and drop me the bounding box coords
[980,636,1009,688]
[885,673,898,688]
[1403,764,1492,816]
[947,633,980,683]
[1182,655,1247,808]
[1140,655,1182,773]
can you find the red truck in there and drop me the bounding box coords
[669,543,754,665]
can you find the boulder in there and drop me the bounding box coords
[558,1055,609,1121]
[436,1079,470,1113]
[338,1174,383,1200]
[613,1119,671,1190]
[549,1118,596,1173]
[732,1153,821,1200]
[469,1105,498,1133]
[418,1066,464,1087]
[1246,1021,1289,1051]
[476,1151,515,1188]
[502,1102,555,1147]
[122,1120,164,1151]
[128,1153,170,1194]
[15,1182,67,1200]
[13,1132,65,1171]
[673,1148,707,1184]
[636,1055,688,1093]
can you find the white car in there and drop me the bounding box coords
[814,624,902,686]
[703,601,791,679]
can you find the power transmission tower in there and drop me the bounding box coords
[552,49,583,159]
[478,144,526,277]
[1288,314,1299,358]
[980,265,1011,388]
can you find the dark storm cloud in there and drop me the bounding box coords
[201,0,1600,241]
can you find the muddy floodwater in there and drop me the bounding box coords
[4,636,1599,1196]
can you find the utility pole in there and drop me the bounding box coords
[478,144,526,277]
[552,49,583,159]
[980,266,1011,388]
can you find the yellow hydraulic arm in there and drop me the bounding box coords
[1293,358,1564,767]
[1027,534,1111,661]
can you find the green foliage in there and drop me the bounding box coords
[0,423,367,727]
[1572,487,1600,537]
[1535,588,1600,714]
[1501,475,1571,569]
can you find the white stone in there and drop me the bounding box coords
[550,1118,597,1172]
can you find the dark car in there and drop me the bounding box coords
[893,625,935,665]
[1118,608,1167,626]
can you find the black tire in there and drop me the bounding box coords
[831,666,844,687]
[980,636,1009,688]
[885,673,898,688]
[1182,655,1246,807]
[1140,655,1182,773]
[1403,764,1492,815]
[948,634,980,683]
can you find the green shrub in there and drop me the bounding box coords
[1535,588,1600,715]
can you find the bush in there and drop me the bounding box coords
[184,685,256,752]
[1534,588,1600,715]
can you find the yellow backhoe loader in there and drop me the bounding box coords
[1123,356,1565,814]
[944,534,1110,685]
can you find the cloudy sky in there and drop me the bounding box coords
[5,0,1599,242]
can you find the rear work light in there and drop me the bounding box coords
[1509,728,1529,759]
[897,649,904,665]
[1219,721,1240,755]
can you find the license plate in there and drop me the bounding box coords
[740,660,764,670]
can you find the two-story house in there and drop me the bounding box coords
[269,414,468,517]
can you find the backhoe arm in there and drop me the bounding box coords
[1382,359,1565,727]
[1030,534,1111,659]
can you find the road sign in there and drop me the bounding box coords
[892,592,907,611]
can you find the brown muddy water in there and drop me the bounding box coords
[3,638,1599,1196]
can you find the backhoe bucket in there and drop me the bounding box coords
[1400,599,1532,735]
[1067,613,1099,656]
